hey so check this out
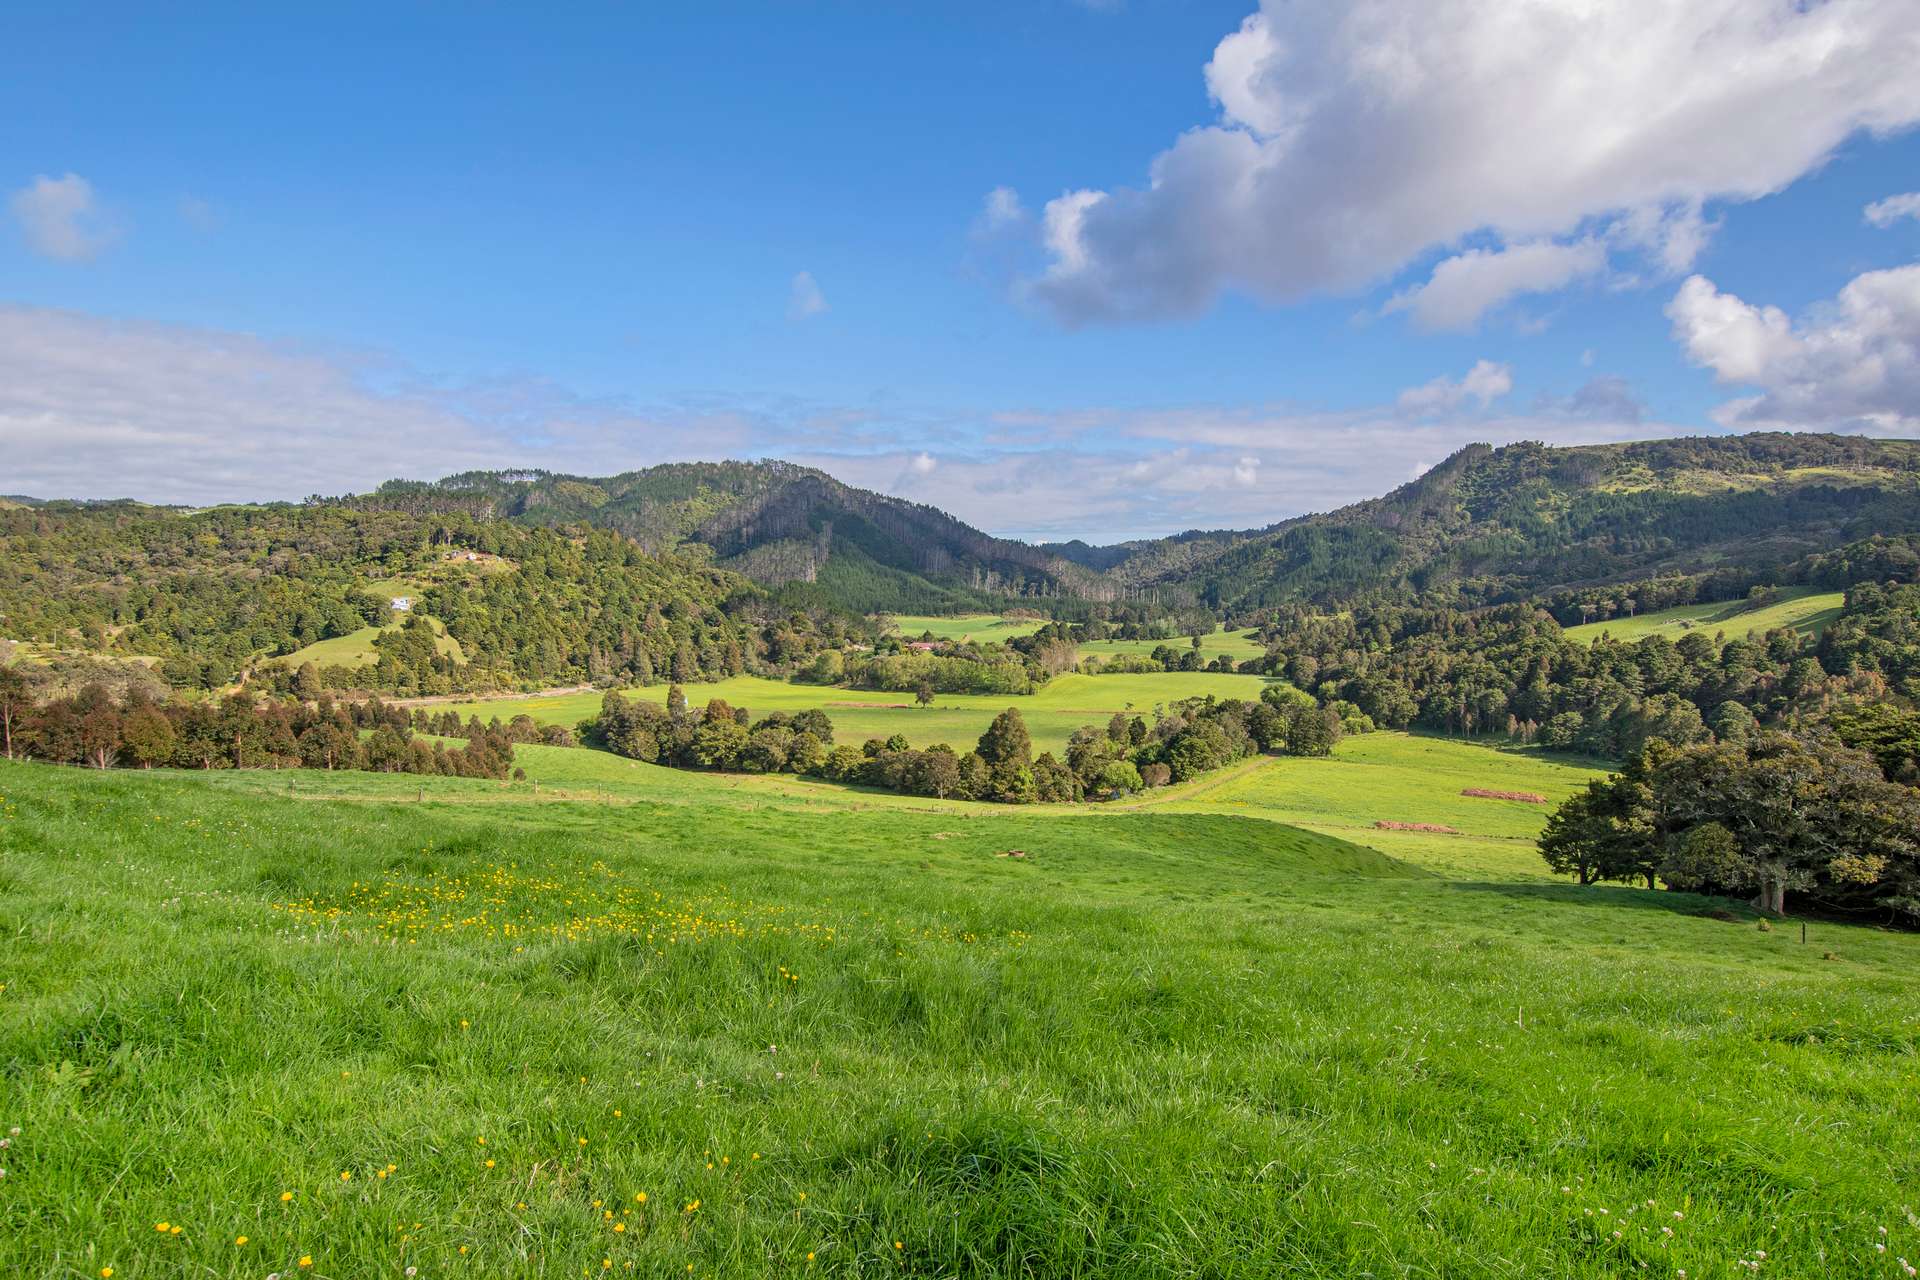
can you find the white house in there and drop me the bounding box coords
[391,596,412,611]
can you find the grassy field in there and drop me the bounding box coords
[885,614,1049,643]
[1077,625,1268,665]
[284,612,466,670]
[4,735,1917,1279]
[435,671,1282,756]
[1564,589,1846,645]
[885,616,1268,666]
[1159,733,1605,879]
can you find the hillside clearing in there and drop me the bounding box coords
[1563,589,1845,645]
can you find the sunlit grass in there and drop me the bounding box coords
[1564,589,1845,645]
[4,740,1915,1278]
[433,670,1282,755]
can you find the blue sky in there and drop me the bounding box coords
[5,1,1919,540]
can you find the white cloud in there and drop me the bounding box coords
[1667,266,1920,432]
[787,270,828,320]
[0,303,1697,544]
[1023,0,1920,325]
[9,173,119,261]
[979,186,1026,230]
[1385,239,1605,332]
[1396,359,1514,415]
[0,306,786,504]
[1864,191,1920,228]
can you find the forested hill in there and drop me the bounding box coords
[1092,433,1920,612]
[352,460,1110,614]
[0,502,857,697]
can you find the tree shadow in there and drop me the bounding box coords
[1445,879,1751,919]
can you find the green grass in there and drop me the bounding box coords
[283,613,466,669]
[885,614,1049,643]
[1077,625,1268,665]
[435,671,1282,756]
[3,742,1917,1279]
[1564,589,1846,645]
[883,617,1267,666]
[1158,732,1605,879]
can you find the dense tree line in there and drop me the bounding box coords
[1538,723,1920,921]
[1248,582,1920,762]
[584,684,1342,804]
[0,669,516,779]
[1540,533,1920,629]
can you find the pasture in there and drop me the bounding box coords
[434,670,1282,756]
[885,613,1049,643]
[1563,589,1845,645]
[3,738,1916,1278]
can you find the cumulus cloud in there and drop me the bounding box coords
[1386,240,1606,332]
[0,304,1682,543]
[1864,192,1920,228]
[1396,360,1513,416]
[1021,0,1920,325]
[9,173,119,260]
[787,270,829,320]
[0,306,828,504]
[1667,267,1920,433]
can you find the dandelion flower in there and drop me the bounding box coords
[235,1236,249,1245]
[155,1222,171,1233]
[634,1192,647,1204]
[613,1223,625,1234]
[894,1241,903,1250]
[485,1159,495,1169]
[101,1270,113,1278]
[299,1257,313,1269]
[340,1171,352,1181]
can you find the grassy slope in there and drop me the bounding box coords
[435,671,1282,756]
[284,612,466,669]
[1159,733,1604,879]
[1563,589,1846,645]
[3,747,1916,1279]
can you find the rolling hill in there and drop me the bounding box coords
[1089,433,1920,611]
[355,460,1112,614]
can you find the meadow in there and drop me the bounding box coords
[887,616,1268,666]
[3,735,1917,1279]
[432,671,1281,756]
[886,615,1049,643]
[1562,589,1846,645]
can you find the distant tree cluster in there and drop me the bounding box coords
[1539,729,1920,921]
[584,683,1342,804]
[1082,641,1241,675]
[0,670,515,779]
[1250,582,1920,761]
